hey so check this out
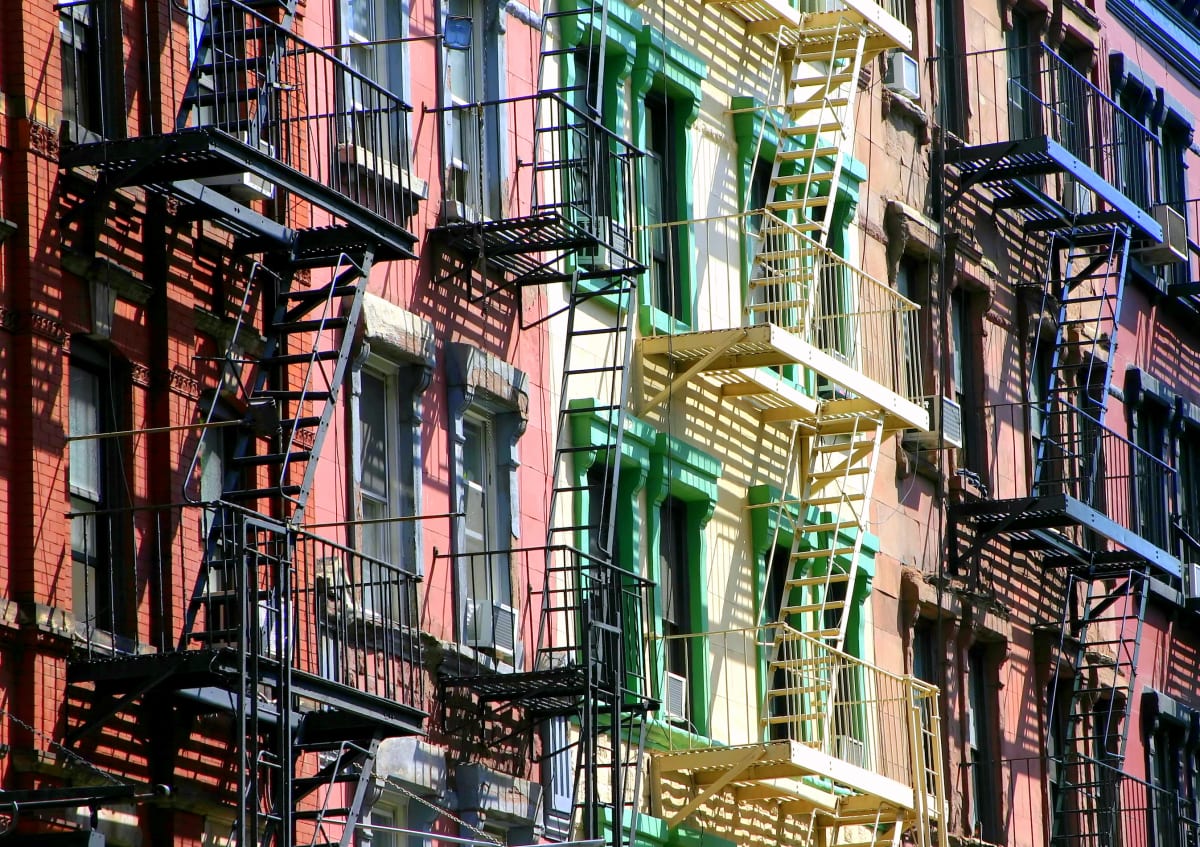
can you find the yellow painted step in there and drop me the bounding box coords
[768,196,832,212]
[780,119,845,136]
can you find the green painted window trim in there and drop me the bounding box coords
[647,432,720,737]
[567,399,657,567]
[746,483,877,733]
[633,29,707,335]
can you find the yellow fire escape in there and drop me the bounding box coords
[636,1,947,845]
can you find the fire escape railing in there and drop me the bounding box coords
[945,44,1161,214]
[183,0,417,225]
[976,401,1179,552]
[67,502,424,710]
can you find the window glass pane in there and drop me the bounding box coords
[69,366,103,501]
[361,371,390,502]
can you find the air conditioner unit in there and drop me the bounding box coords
[905,395,964,450]
[664,671,689,722]
[1062,178,1093,215]
[580,215,613,269]
[834,733,865,768]
[1185,562,1200,602]
[1141,205,1188,265]
[465,600,517,659]
[884,52,921,101]
[199,132,275,200]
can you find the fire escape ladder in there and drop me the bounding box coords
[219,514,295,847]
[769,19,865,248]
[762,411,885,736]
[1049,567,1149,847]
[292,736,384,847]
[1032,224,1131,490]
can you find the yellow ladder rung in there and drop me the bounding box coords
[786,572,851,588]
[792,546,856,560]
[782,601,846,615]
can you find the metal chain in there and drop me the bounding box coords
[0,707,129,785]
[386,779,502,845]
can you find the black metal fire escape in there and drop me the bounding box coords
[942,43,1185,847]
[59,1,424,845]
[438,4,654,847]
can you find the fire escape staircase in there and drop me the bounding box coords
[439,5,652,847]
[941,42,1185,847]
[61,2,424,845]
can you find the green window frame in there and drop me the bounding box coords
[647,433,719,737]
[567,403,658,699]
[632,28,706,335]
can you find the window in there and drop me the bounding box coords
[934,0,965,135]
[966,646,1001,842]
[69,343,129,638]
[363,802,405,847]
[1179,422,1200,560]
[1005,9,1040,142]
[633,30,704,333]
[1114,77,1156,210]
[659,495,696,726]
[747,154,793,330]
[950,286,984,470]
[1046,680,1070,840]
[646,93,684,322]
[446,0,503,219]
[340,0,408,167]
[462,416,512,647]
[355,365,420,624]
[1160,120,1190,290]
[895,258,924,399]
[1132,396,1171,549]
[448,344,525,655]
[60,0,120,136]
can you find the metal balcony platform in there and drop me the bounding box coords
[702,0,911,52]
[60,127,418,261]
[955,492,1181,578]
[946,137,1162,242]
[434,212,644,286]
[67,648,426,736]
[650,741,936,825]
[639,324,928,431]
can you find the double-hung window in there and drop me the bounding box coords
[645,93,684,322]
[69,344,128,639]
[354,363,420,625]
[340,0,408,167]
[60,0,120,137]
[659,495,695,726]
[1179,422,1200,560]
[966,646,1001,842]
[462,415,513,652]
[1132,396,1171,550]
[445,0,503,220]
